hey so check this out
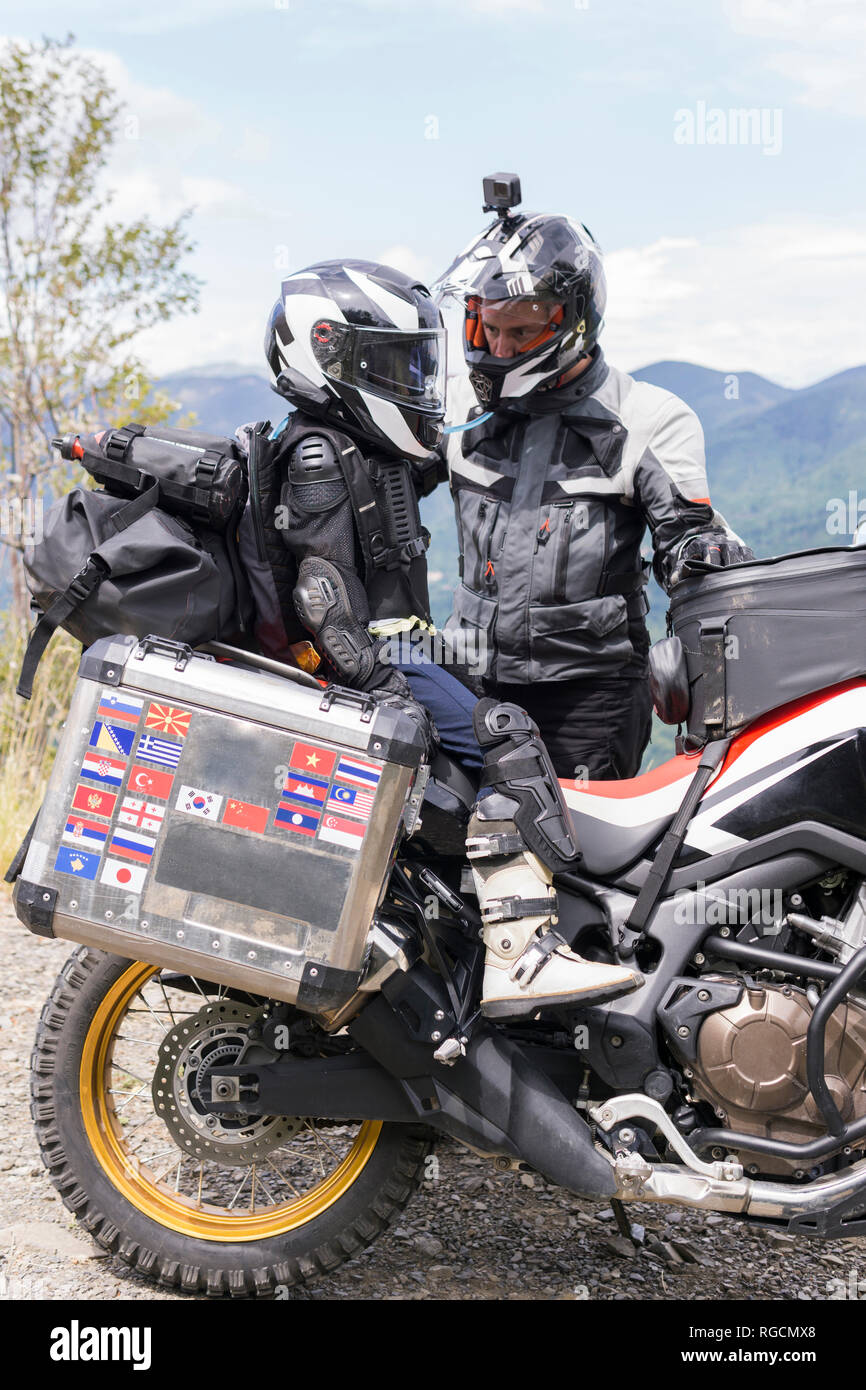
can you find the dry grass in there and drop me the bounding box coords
[0,620,80,894]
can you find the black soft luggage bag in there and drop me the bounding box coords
[18,425,254,698]
[667,545,866,743]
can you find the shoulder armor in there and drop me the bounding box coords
[288,432,343,484]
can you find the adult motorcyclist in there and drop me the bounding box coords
[245,256,633,1017]
[429,175,755,1017]
[242,257,482,769]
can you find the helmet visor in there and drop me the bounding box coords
[311,322,446,413]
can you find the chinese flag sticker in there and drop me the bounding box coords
[222,798,269,834]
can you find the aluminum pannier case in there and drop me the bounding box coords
[13,633,429,1014]
[667,545,866,743]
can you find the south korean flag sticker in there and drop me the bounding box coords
[176,784,223,819]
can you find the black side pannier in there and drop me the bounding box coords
[660,546,866,743]
[19,425,254,698]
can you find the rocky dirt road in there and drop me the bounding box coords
[0,904,862,1302]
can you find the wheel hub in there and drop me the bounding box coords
[151,999,303,1165]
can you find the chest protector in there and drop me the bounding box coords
[251,412,432,633]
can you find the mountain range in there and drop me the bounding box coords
[158,357,866,632]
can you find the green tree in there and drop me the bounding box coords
[0,35,200,624]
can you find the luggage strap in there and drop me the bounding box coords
[16,478,160,700]
[622,737,730,943]
[699,617,728,730]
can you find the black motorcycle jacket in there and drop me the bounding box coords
[235,410,434,672]
[443,349,745,684]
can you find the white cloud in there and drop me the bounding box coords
[604,219,866,387]
[376,244,435,281]
[724,0,866,116]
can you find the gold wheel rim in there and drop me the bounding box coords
[80,961,381,1241]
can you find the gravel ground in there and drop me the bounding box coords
[1,901,863,1302]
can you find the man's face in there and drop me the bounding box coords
[478,298,561,358]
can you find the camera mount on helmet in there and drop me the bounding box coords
[482,172,522,221]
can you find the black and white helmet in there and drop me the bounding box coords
[435,212,606,407]
[265,260,446,459]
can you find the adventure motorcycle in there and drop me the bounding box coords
[11,544,866,1298]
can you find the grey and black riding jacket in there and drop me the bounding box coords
[443,349,740,685]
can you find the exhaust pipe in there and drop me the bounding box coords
[612,1150,866,1233]
[594,1093,866,1232]
[350,994,617,1199]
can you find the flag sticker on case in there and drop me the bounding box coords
[326,784,374,819]
[289,741,337,777]
[274,806,320,837]
[176,785,223,819]
[334,756,382,790]
[100,858,148,893]
[108,827,156,863]
[119,797,165,833]
[137,733,184,769]
[63,815,109,849]
[89,718,136,759]
[281,774,329,809]
[318,813,366,851]
[71,784,117,819]
[96,691,144,725]
[222,798,269,834]
[80,752,127,788]
[145,703,192,739]
[128,763,175,801]
[54,846,101,880]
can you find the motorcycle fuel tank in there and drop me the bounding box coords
[13,634,428,1013]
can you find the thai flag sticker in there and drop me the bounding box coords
[108,827,156,864]
[96,691,144,725]
[281,774,329,809]
[176,785,223,819]
[80,752,127,788]
[137,733,184,769]
[334,756,382,790]
[54,846,101,880]
[326,784,374,820]
[89,718,136,759]
[319,813,366,852]
[274,806,320,837]
[100,857,147,894]
[63,815,109,849]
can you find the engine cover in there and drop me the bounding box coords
[690,983,866,1173]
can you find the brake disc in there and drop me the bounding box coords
[151,1000,304,1166]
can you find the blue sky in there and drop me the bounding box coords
[4,0,864,385]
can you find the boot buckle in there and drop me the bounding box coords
[481,892,557,926]
[466,832,525,860]
[510,930,563,986]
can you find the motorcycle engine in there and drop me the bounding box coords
[688,982,866,1174]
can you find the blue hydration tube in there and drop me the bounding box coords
[443,412,494,434]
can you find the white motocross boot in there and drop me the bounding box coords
[468,808,643,1019]
[467,698,643,1021]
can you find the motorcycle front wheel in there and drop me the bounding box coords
[31,946,431,1297]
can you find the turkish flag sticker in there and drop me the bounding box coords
[128,763,175,801]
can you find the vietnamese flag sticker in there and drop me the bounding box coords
[221,798,269,834]
[289,740,337,777]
